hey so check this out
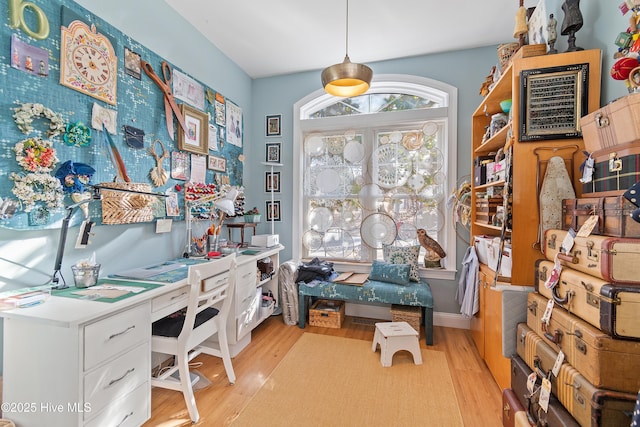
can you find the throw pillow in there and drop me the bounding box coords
[368,260,411,285]
[383,244,420,282]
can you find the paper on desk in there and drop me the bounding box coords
[72,283,148,299]
[113,262,185,279]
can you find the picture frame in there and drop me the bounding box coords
[265,142,281,163]
[266,114,281,137]
[177,104,209,155]
[170,150,189,180]
[265,171,281,193]
[519,63,589,141]
[266,200,281,222]
[208,154,226,172]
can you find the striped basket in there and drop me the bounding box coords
[100,182,155,224]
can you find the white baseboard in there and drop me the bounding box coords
[345,302,470,330]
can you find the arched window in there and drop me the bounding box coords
[293,75,457,280]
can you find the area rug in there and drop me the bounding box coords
[231,333,463,426]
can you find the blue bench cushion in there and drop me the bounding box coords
[298,278,433,345]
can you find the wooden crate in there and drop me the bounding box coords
[391,304,422,332]
[309,299,345,328]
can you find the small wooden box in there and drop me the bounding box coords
[390,305,422,333]
[309,299,345,329]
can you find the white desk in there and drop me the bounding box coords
[0,245,283,427]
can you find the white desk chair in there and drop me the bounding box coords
[151,254,237,423]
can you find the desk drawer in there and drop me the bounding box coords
[84,341,149,419]
[84,303,150,371]
[151,285,189,319]
[236,261,257,304]
[84,381,149,427]
[202,271,230,292]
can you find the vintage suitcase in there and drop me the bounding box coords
[526,291,640,393]
[535,259,640,340]
[562,196,640,238]
[581,142,640,197]
[580,93,640,152]
[516,323,636,427]
[511,356,579,427]
[503,388,534,427]
[543,228,640,284]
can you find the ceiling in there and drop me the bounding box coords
[164,0,522,79]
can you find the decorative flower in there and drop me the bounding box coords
[14,138,59,173]
[246,207,259,215]
[13,102,66,138]
[63,122,92,147]
[10,172,64,212]
[54,160,96,194]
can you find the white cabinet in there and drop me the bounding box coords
[2,302,151,427]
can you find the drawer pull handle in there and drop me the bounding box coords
[107,368,135,387]
[170,292,187,301]
[108,325,135,340]
[115,411,134,427]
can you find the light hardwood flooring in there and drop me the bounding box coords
[144,315,503,426]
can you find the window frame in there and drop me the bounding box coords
[293,74,458,280]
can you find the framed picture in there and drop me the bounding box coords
[123,47,141,79]
[266,200,281,222]
[265,142,281,163]
[225,100,243,147]
[527,0,548,47]
[208,154,226,172]
[177,104,209,155]
[519,63,589,141]
[265,171,281,192]
[266,114,281,137]
[170,151,189,180]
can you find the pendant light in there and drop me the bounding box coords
[321,0,372,97]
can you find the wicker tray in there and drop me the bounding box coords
[391,304,422,332]
[100,182,154,224]
[309,299,345,329]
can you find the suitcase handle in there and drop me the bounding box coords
[551,284,572,305]
[543,328,563,345]
[556,252,579,264]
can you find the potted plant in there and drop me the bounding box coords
[244,207,260,223]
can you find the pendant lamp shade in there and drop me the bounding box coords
[321,0,372,97]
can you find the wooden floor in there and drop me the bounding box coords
[144,316,503,427]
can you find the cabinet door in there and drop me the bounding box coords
[484,285,511,391]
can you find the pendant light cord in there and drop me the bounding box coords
[345,0,349,57]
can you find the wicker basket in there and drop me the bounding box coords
[391,304,422,333]
[309,299,345,328]
[100,182,154,224]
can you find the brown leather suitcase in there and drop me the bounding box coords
[503,388,534,427]
[535,259,640,340]
[511,355,579,427]
[516,323,636,426]
[526,291,640,393]
[581,141,640,197]
[562,196,640,238]
[543,229,640,284]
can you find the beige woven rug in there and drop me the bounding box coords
[231,333,463,427]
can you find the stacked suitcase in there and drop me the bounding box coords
[502,224,640,426]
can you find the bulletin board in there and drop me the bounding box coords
[0,0,243,230]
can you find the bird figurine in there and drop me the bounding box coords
[417,228,446,268]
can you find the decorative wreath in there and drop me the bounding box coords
[10,172,64,213]
[14,137,59,173]
[13,102,66,138]
[63,121,92,147]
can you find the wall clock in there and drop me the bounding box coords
[60,20,117,105]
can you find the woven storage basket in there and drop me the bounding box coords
[391,304,422,332]
[309,299,345,329]
[100,182,154,224]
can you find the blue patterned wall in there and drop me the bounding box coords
[0,0,243,230]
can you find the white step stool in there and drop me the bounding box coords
[372,321,423,367]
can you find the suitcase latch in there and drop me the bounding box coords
[539,265,548,281]
[585,240,599,262]
[527,301,537,315]
[608,152,623,172]
[595,112,609,128]
[547,233,557,250]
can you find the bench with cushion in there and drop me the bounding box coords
[298,279,434,345]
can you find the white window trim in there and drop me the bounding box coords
[293,74,458,281]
